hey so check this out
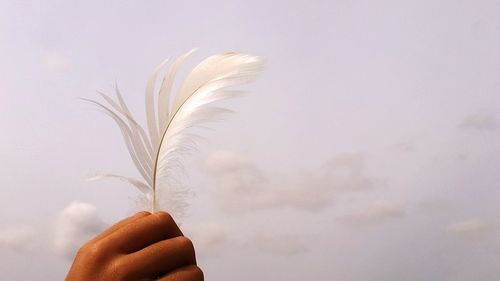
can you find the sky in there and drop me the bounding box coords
[1,0,500,280]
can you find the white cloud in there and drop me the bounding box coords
[184,221,308,257]
[183,222,228,256]
[246,235,307,256]
[459,113,499,131]
[206,150,250,174]
[43,51,72,75]
[337,200,404,226]
[447,219,492,240]
[206,151,378,213]
[324,153,375,191]
[54,202,106,259]
[392,139,416,152]
[418,199,454,212]
[0,225,35,251]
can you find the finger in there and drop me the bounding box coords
[123,236,196,279]
[90,211,151,243]
[158,265,204,281]
[105,211,183,253]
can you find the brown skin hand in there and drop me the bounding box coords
[65,211,203,281]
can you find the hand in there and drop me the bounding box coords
[65,211,203,281]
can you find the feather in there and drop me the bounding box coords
[85,50,263,214]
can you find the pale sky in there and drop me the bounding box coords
[1,1,500,280]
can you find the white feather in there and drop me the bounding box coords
[86,51,263,215]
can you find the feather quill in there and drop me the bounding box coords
[86,50,263,214]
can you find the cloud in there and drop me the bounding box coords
[0,225,35,251]
[43,51,72,75]
[54,202,106,259]
[337,200,404,226]
[183,221,308,257]
[246,235,307,256]
[324,153,375,191]
[418,199,454,212]
[183,222,228,256]
[206,151,378,213]
[459,113,499,131]
[392,139,416,152]
[205,150,276,212]
[446,219,492,240]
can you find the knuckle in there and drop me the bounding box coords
[135,210,151,217]
[86,242,105,257]
[76,241,91,253]
[110,258,128,278]
[153,211,174,226]
[75,244,90,257]
[191,265,204,280]
[77,241,108,261]
[177,236,194,252]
